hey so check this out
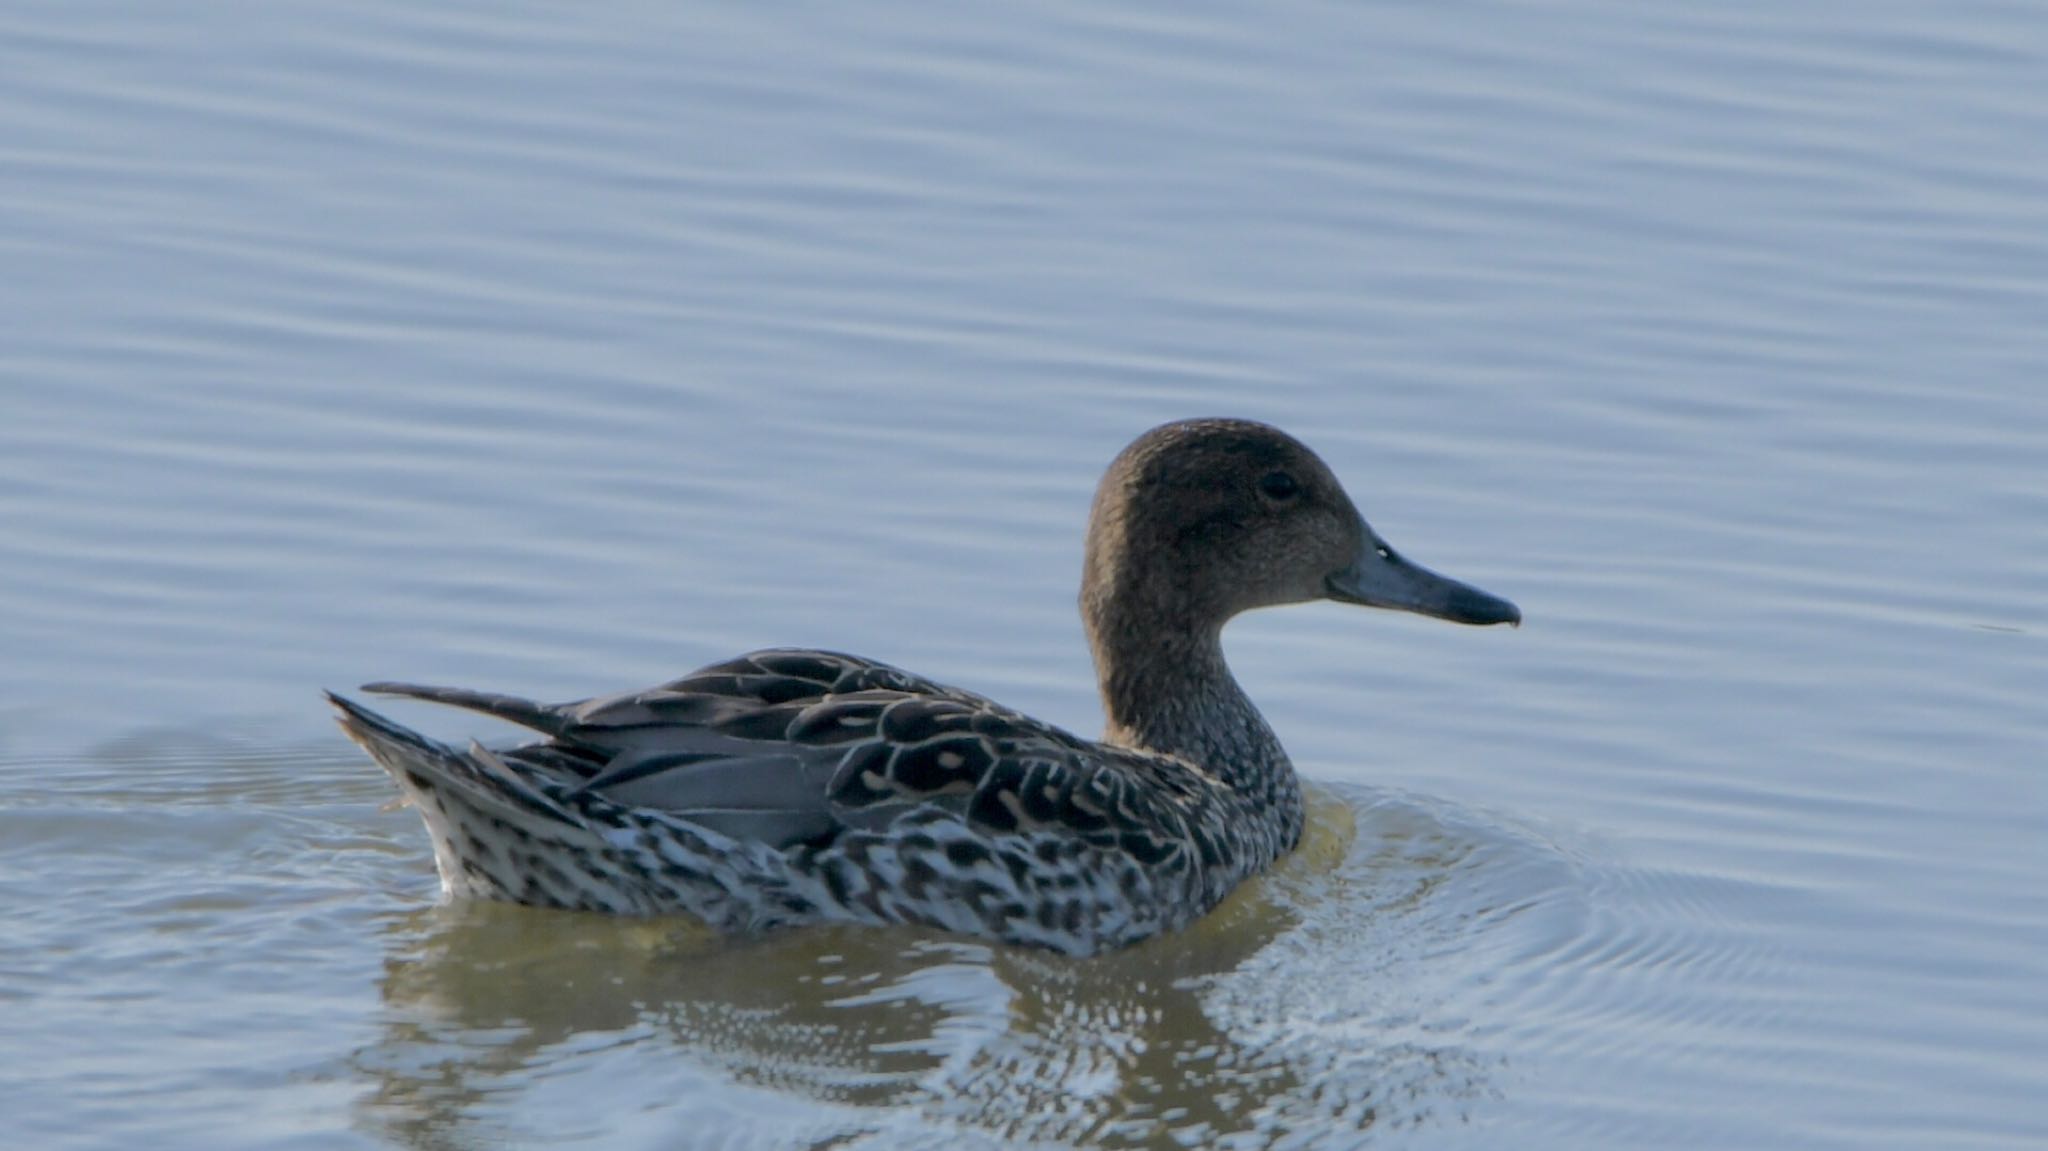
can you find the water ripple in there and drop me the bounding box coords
[4,0,2047,1147]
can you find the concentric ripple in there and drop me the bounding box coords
[338,784,1613,1149]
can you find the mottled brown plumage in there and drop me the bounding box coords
[331,418,1518,953]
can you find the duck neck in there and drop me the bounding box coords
[1087,607,1299,810]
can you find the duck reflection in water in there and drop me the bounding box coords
[353,791,1509,1149]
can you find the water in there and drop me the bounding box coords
[2,2,2044,1147]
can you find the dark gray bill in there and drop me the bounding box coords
[1325,533,1520,627]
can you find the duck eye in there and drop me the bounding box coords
[1257,470,1301,503]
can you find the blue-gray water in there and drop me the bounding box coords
[3,3,2044,1148]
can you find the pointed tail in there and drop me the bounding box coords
[326,691,575,826]
[358,681,569,737]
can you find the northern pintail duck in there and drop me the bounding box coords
[330,418,1517,954]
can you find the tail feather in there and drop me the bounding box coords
[360,681,568,737]
[326,691,575,826]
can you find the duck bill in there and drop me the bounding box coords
[1325,534,1520,627]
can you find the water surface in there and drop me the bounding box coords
[2,2,2044,1148]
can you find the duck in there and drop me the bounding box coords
[329,418,1518,955]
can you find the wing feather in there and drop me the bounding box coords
[378,648,1207,857]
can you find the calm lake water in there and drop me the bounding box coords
[3,2,2045,1148]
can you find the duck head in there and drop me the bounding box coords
[1081,418,1519,640]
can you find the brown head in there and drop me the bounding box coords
[1081,418,1519,658]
